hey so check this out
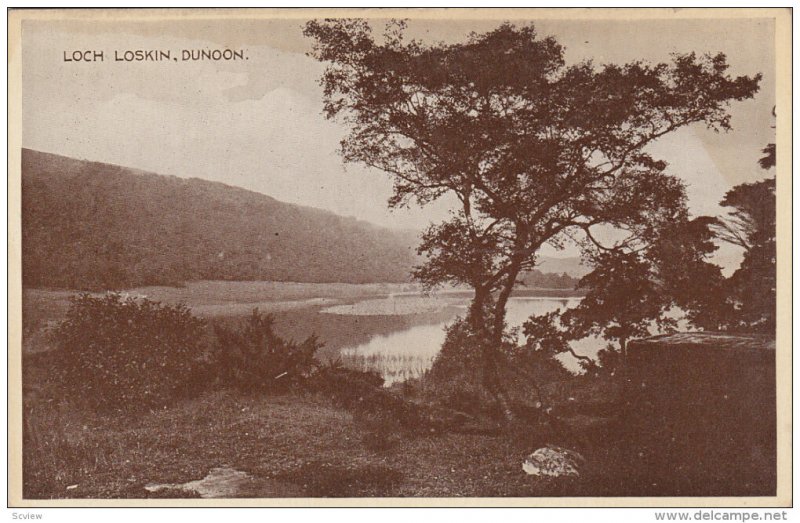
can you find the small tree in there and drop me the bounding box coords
[305,19,761,416]
[758,106,776,170]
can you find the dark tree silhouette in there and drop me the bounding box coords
[715,178,776,253]
[714,177,776,332]
[758,106,776,170]
[711,108,776,334]
[304,19,762,417]
[759,143,776,170]
[524,217,724,363]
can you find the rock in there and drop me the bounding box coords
[522,445,585,477]
[144,467,305,498]
[145,467,251,498]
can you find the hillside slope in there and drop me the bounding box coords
[21,149,420,290]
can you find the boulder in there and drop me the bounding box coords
[145,467,251,498]
[522,445,585,477]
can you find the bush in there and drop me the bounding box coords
[213,309,322,393]
[421,319,498,415]
[422,318,577,420]
[310,361,432,446]
[52,293,210,412]
[309,360,385,406]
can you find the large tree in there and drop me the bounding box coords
[305,19,761,415]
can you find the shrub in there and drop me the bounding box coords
[52,293,210,412]
[310,361,431,446]
[309,359,385,406]
[421,318,498,415]
[213,309,322,393]
[422,318,577,420]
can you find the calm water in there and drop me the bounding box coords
[323,294,597,384]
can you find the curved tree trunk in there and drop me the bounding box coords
[487,255,549,424]
[480,258,526,423]
[468,285,515,422]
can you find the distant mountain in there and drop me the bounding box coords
[535,256,590,279]
[22,149,421,290]
[519,268,580,289]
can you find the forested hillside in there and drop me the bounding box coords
[22,149,420,290]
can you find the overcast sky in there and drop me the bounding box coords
[22,15,775,262]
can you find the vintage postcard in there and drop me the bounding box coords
[7,8,792,507]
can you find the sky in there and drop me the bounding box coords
[21,15,776,263]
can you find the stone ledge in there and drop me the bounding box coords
[629,332,775,352]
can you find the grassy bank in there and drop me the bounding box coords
[24,387,598,499]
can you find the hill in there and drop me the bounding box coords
[534,256,590,279]
[21,149,421,290]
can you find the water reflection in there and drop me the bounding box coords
[333,295,588,384]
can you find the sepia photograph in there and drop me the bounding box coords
[7,7,791,507]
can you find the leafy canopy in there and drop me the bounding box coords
[305,20,762,301]
[715,177,776,332]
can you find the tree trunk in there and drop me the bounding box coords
[618,336,629,386]
[467,285,490,331]
[467,285,515,422]
[492,269,518,343]
[488,257,547,423]
[486,261,525,423]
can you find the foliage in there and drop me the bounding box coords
[712,177,776,333]
[703,108,776,333]
[759,143,776,170]
[52,293,210,411]
[305,358,385,404]
[594,344,622,376]
[422,318,504,413]
[522,311,574,355]
[713,178,776,253]
[305,19,761,408]
[572,252,668,346]
[423,317,571,415]
[524,217,725,357]
[703,118,776,333]
[305,18,760,306]
[213,309,323,393]
[758,107,776,170]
